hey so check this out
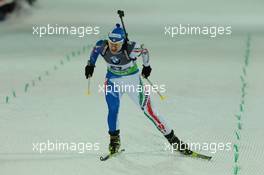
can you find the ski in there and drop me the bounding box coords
[100,149,125,161]
[189,151,212,160]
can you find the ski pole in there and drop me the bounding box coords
[86,76,91,96]
[144,78,166,101]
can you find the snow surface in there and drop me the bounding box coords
[0,0,264,175]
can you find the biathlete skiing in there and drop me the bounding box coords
[85,10,211,161]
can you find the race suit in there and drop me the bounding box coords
[88,40,171,135]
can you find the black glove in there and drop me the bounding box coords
[141,65,152,78]
[85,64,95,79]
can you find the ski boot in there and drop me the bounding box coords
[108,130,121,155]
[165,130,193,155]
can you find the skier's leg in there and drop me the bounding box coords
[105,78,121,153]
[126,74,192,155]
[126,74,172,135]
[141,93,172,135]
[105,78,121,133]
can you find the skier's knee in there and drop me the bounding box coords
[109,105,119,114]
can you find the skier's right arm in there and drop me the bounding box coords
[85,40,105,79]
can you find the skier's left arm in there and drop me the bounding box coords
[130,43,152,78]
